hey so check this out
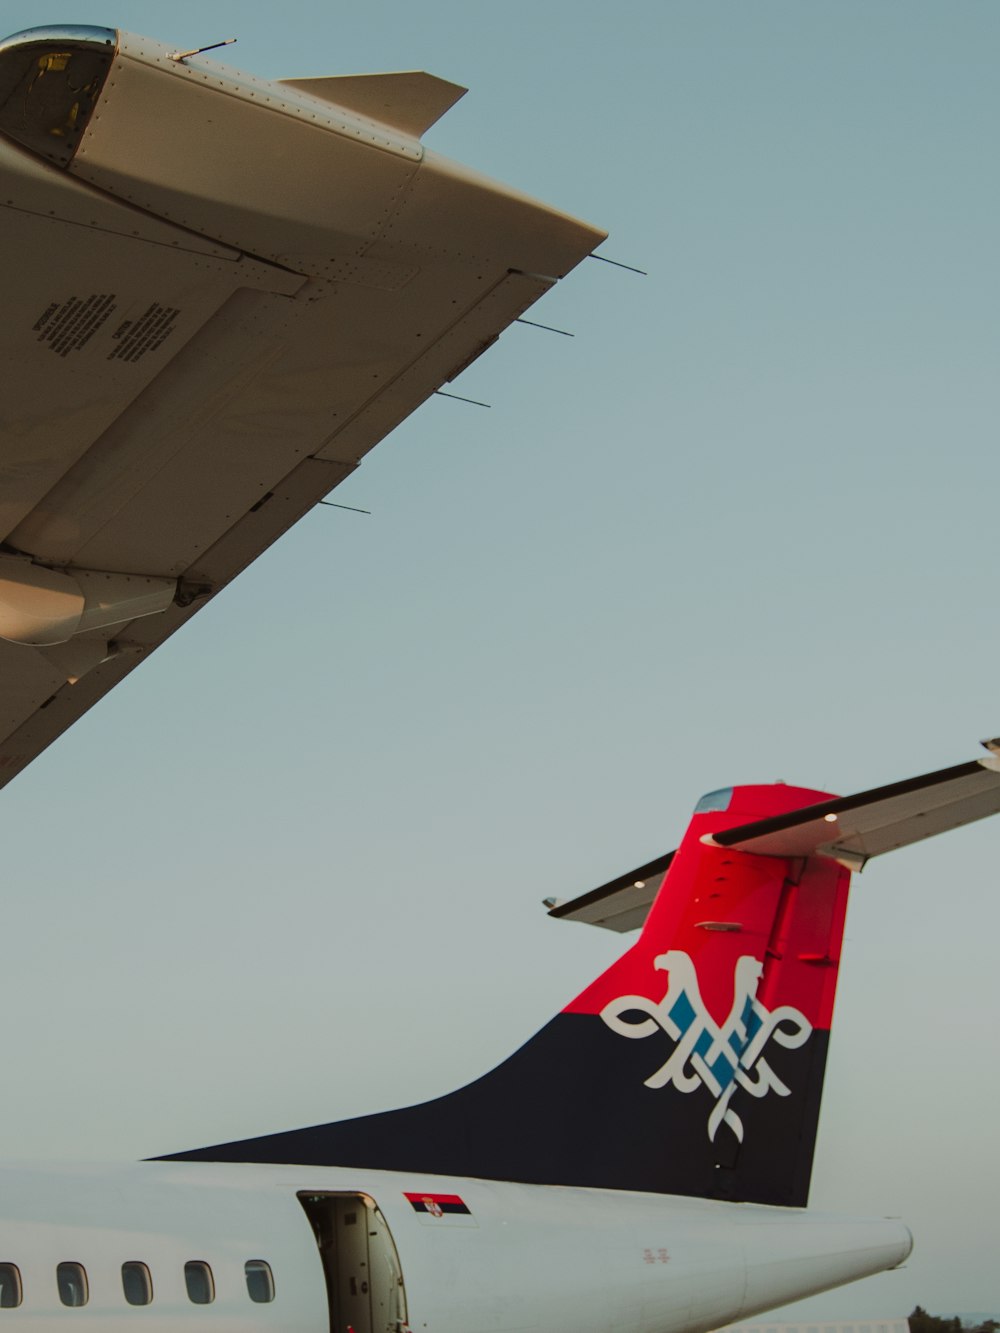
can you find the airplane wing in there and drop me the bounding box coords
[0,25,605,790]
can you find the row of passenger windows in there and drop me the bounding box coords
[0,1260,274,1309]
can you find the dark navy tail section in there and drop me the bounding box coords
[162,1014,832,1206]
[162,781,852,1207]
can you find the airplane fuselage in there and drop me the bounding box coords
[0,1160,911,1333]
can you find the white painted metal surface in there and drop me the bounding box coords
[721,1321,911,1333]
[0,1161,911,1333]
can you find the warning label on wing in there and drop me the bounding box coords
[33,293,118,357]
[107,302,180,363]
[31,296,182,363]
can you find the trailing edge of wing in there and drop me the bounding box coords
[712,754,1000,869]
[276,72,467,137]
[545,851,675,932]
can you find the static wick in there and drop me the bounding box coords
[515,317,574,338]
[319,500,372,515]
[590,252,648,276]
[169,37,237,62]
[434,390,492,409]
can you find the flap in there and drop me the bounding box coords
[277,71,467,137]
[545,851,675,932]
[712,755,1000,869]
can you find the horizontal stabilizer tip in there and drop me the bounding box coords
[546,850,675,931]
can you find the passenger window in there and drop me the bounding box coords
[122,1262,153,1306]
[0,1264,21,1308]
[244,1260,274,1303]
[57,1262,88,1307]
[184,1261,215,1305]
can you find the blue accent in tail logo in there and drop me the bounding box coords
[600,952,811,1143]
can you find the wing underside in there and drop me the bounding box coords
[0,29,605,788]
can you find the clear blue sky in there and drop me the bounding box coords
[1,0,997,1319]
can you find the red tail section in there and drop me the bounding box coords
[567,781,849,1034]
[169,780,852,1206]
[555,783,851,1197]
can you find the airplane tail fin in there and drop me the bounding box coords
[162,751,1000,1207]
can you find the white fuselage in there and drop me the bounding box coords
[0,1161,911,1333]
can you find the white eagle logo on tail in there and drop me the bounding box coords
[600,951,811,1144]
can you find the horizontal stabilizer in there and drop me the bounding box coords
[545,850,675,931]
[277,71,467,136]
[712,752,1000,869]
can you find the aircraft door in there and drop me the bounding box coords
[299,1193,407,1333]
[333,1199,372,1333]
[367,1203,406,1333]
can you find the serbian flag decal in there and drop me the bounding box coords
[404,1192,476,1225]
